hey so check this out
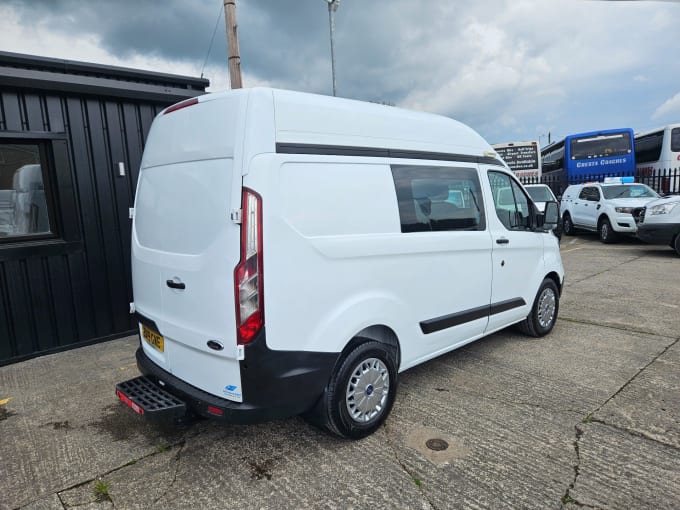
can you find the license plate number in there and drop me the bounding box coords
[141,324,164,352]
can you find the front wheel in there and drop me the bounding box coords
[673,234,680,256]
[562,213,574,236]
[518,278,560,337]
[599,217,617,244]
[304,340,398,439]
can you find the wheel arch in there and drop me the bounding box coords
[544,271,563,296]
[597,213,612,227]
[341,325,401,370]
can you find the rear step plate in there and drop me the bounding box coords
[116,376,186,421]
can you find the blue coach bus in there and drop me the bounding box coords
[541,128,635,195]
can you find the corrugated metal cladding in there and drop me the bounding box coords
[0,51,209,365]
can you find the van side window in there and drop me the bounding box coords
[488,171,532,230]
[391,165,485,233]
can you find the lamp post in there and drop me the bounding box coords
[325,0,340,96]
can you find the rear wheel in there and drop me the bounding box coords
[303,340,398,439]
[562,213,574,236]
[598,217,617,244]
[518,278,560,337]
[674,235,680,256]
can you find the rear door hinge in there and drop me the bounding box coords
[236,345,245,360]
[129,207,135,219]
[230,209,242,224]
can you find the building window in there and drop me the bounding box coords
[391,165,485,233]
[0,142,55,240]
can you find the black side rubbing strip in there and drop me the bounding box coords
[489,298,526,315]
[420,304,489,334]
[276,142,504,167]
[419,298,527,334]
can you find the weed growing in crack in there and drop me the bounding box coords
[561,494,576,504]
[93,479,112,502]
[581,415,593,424]
[411,475,423,487]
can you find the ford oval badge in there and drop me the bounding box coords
[207,340,224,351]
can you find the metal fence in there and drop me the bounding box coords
[518,167,680,198]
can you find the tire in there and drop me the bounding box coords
[562,213,574,236]
[674,235,680,257]
[303,340,398,440]
[518,278,560,337]
[598,217,617,244]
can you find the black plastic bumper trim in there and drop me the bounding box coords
[134,326,339,425]
[637,223,680,245]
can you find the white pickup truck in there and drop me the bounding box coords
[560,177,660,243]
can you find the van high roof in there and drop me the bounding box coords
[190,87,495,160]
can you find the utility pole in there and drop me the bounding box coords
[325,0,340,96]
[223,0,243,89]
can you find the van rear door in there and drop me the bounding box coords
[132,95,247,402]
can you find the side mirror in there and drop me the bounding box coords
[541,201,559,230]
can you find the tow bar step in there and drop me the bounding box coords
[116,376,186,421]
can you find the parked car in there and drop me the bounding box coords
[560,177,659,243]
[116,88,564,439]
[636,194,680,256]
[524,184,557,212]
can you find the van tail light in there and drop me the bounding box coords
[234,188,264,345]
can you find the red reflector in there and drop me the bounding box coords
[116,389,144,415]
[207,406,223,416]
[238,310,263,343]
[163,97,199,115]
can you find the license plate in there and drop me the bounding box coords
[141,324,164,352]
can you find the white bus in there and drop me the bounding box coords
[492,141,542,180]
[634,124,680,193]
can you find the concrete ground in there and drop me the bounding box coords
[1,234,679,510]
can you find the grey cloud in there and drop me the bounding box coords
[4,0,680,142]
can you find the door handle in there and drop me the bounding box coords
[496,238,509,245]
[166,280,186,290]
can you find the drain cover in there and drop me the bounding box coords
[425,438,449,451]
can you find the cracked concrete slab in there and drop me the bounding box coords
[559,239,680,338]
[2,231,679,510]
[384,383,576,509]
[163,421,432,510]
[593,338,680,449]
[0,337,184,510]
[454,321,673,417]
[15,494,63,510]
[569,422,680,509]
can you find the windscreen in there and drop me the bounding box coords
[570,132,632,160]
[601,184,658,200]
[525,186,554,202]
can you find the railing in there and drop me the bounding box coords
[518,167,680,198]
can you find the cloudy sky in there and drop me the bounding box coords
[1,0,678,144]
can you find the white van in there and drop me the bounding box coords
[635,124,680,193]
[116,88,564,439]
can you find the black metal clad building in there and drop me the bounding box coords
[0,52,208,365]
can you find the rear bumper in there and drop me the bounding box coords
[637,222,680,245]
[132,328,339,424]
